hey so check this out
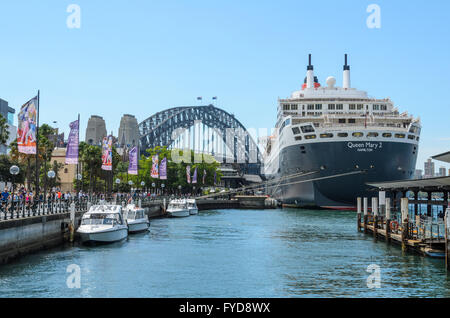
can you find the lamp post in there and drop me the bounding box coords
[161,183,165,196]
[152,182,155,195]
[178,185,182,196]
[9,165,20,201]
[128,180,133,194]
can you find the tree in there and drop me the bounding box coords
[0,155,25,184]
[0,114,9,147]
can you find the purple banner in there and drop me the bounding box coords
[159,157,167,180]
[65,119,79,164]
[186,165,191,184]
[192,167,197,184]
[128,146,138,175]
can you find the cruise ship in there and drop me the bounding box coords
[263,54,421,209]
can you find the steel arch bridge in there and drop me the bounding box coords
[139,105,262,169]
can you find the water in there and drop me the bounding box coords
[0,208,449,298]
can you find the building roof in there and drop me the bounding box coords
[367,176,450,191]
[432,151,450,164]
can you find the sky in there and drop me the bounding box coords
[0,0,449,171]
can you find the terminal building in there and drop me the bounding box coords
[0,98,17,155]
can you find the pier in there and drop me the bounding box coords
[358,174,450,270]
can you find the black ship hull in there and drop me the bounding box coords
[267,140,418,208]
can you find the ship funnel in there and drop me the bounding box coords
[343,54,351,89]
[306,54,314,89]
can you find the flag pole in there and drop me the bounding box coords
[35,90,40,196]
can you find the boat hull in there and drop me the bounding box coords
[267,140,418,208]
[78,227,128,244]
[168,210,190,217]
[128,221,150,233]
[189,208,198,215]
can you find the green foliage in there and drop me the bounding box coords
[0,114,9,147]
[0,155,25,184]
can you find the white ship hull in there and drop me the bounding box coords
[78,227,128,243]
[127,220,150,233]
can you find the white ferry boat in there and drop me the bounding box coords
[167,199,190,218]
[123,204,150,233]
[263,54,420,209]
[77,205,128,243]
[187,199,198,215]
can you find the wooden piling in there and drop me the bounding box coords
[363,197,368,234]
[401,198,409,252]
[385,198,391,243]
[372,197,378,239]
[357,197,362,232]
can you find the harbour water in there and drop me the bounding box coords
[0,208,449,298]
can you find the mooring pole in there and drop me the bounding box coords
[363,197,368,234]
[445,208,450,272]
[372,197,379,239]
[385,198,391,243]
[401,197,409,252]
[357,197,362,232]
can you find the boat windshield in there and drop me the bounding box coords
[168,203,186,209]
[126,210,145,220]
[187,203,196,208]
[81,213,122,225]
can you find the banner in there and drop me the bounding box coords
[101,136,113,171]
[17,96,38,154]
[151,155,159,178]
[65,119,79,164]
[186,165,191,184]
[159,157,167,180]
[128,146,138,175]
[202,169,206,184]
[192,167,197,184]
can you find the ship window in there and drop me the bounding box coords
[382,133,392,138]
[416,136,420,141]
[292,127,301,135]
[315,104,322,110]
[328,104,336,110]
[301,125,314,133]
[367,132,379,137]
[295,136,302,141]
[373,104,380,111]
[336,104,344,110]
[338,133,348,137]
[357,104,364,110]
[409,125,419,134]
[338,118,346,124]
[352,132,364,138]
[381,105,387,111]
[395,134,406,139]
[408,135,415,140]
[320,133,333,138]
[348,119,356,124]
[291,104,298,110]
[305,134,316,140]
[283,104,290,110]
[307,104,314,110]
[313,123,320,127]
[349,104,356,110]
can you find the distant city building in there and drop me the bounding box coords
[424,159,435,178]
[85,115,107,146]
[0,98,17,155]
[439,167,447,177]
[118,114,140,148]
[50,147,77,193]
[414,169,423,179]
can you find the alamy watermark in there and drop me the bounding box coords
[66,264,81,289]
[366,264,381,289]
[366,4,381,29]
[66,4,81,29]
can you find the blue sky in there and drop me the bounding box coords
[0,0,449,171]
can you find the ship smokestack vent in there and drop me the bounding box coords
[343,54,351,89]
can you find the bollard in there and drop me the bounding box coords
[69,202,76,243]
[357,197,362,232]
[401,198,409,252]
[372,197,379,238]
[385,198,391,242]
[363,197,368,234]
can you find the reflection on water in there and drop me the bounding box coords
[0,208,449,297]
